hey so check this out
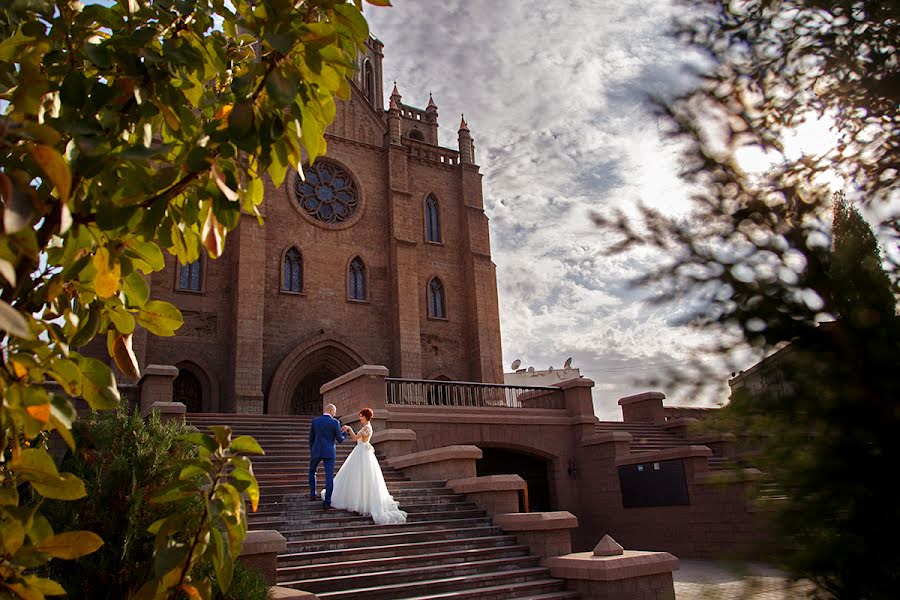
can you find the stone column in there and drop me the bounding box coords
[618,391,667,423]
[230,214,266,413]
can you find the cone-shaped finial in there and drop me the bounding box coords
[427,92,438,111]
[459,114,469,131]
[593,535,624,557]
[391,81,401,99]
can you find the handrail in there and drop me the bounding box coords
[385,378,566,410]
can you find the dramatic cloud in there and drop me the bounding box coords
[367,1,732,419]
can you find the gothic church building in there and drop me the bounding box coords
[138,37,504,415]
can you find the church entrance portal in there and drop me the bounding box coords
[268,338,366,415]
[291,366,340,415]
[477,448,553,512]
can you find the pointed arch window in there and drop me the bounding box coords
[177,259,202,292]
[348,257,366,301]
[428,277,446,319]
[364,60,375,106]
[282,247,303,293]
[425,194,441,243]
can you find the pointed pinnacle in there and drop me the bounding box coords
[427,92,438,110]
[459,114,469,131]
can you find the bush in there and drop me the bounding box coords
[40,409,270,600]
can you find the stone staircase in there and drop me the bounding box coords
[186,413,577,600]
[595,421,733,471]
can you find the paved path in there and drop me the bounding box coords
[674,559,814,599]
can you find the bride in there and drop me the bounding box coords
[328,407,407,525]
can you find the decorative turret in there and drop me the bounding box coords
[387,81,402,145]
[426,92,438,115]
[458,114,475,164]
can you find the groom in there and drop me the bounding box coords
[309,403,347,510]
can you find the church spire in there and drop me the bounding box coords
[458,114,469,132]
[389,81,402,110]
[426,92,438,111]
[458,114,474,164]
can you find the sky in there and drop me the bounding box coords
[365,0,731,419]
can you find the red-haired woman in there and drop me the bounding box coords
[327,407,407,525]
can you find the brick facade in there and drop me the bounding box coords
[137,38,504,413]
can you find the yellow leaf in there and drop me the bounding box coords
[35,531,103,559]
[201,204,226,259]
[179,584,202,600]
[112,333,141,380]
[27,144,71,201]
[211,163,238,201]
[26,403,51,423]
[12,359,28,379]
[92,247,120,299]
[3,582,45,600]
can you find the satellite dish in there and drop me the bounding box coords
[548,366,554,372]
[527,366,535,372]
[511,359,522,370]
[564,357,573,369]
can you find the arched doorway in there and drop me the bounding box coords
[291,366,340,415]
[267,336,366,415]
[174,368,203,413]
[477,448,553,512]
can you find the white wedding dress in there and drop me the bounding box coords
[327,423,407,525]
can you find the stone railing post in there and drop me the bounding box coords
[138,364,185,422]
[618,391,666,424]
[493,512,579,559]
[238,530,285,586]
[320,365,389,429]
[556,377,597,437]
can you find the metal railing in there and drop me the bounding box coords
[385,378,566,410]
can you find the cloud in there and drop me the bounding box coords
[367,1,730,419]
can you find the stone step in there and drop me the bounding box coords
[251,501,478,521]
[284,525,503,552]
[280,516,493,542]
[278,545,531,581]
[252,492,464,512]
[307,567,560,600]
[285,557,543,595]
[403,587,579,600]
[252,509,488,530]
[277,535,520,567]
[256,481,446,496]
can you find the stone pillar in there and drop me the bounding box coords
[493,512,578,559]
[371,428,417,458]
[238,530,286,586]
[320,365,389,429]
[459,152,503,383]
[558,377,598,438]
[231,214,266,413]
[139,365,178,414]
[447,474,528,514]
[545,535,679,599]
[619,391,666,424]
[387,445,482,481]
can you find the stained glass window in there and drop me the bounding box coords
[428,277,446,318]
[283,248,303,293]
[293,160,359,225]
[178,259,202,291]
[349,257,366,301]
[425,195,441,242]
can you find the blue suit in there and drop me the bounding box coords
[308,414,346,506]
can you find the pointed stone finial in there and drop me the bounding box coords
[390,81,401,99]
[459,114,469,131]
[426,92,438,111]
[593,535,624,557]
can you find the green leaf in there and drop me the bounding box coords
[229,436,265,456]
[0,517,26,554]
[151,481,194,503]
[22,576,66,597]
[0,299,31,338]
[231,468,260,512]
[179,465,209,481]
[0,30,35,62]
[123,238,165,272]
[123,271,150,307]
[153,542,189,578]
[28,513,55,545]
[265,68,297,107]
[177,433,219,454]
[78,356,121,410]
[209,425,232,447]
[27,144,71,201]
[136,300,183,336]
[48,359,81,396]
[70,304,100,348]
[108,304,136,334]
[228,102,254,138]
[0,486,19,506]
[31,473,88,501]
[35,531,104,559]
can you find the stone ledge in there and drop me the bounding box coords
[387,445,482,469]
[581,431,633,447]
[687,432,737,444]
[371,428,417,443]
[140,364,179,381]
[660,417,699,430]
[271,587,318,599]
[447,474,526,494]
[617,391,665,406]
[239,530,286,556]
[545,550,679,581]
[615,445,712,467]
[553,377,595,390]
[141,401,185,419]
[494,511,578,531]
[695,467,763,485]
[320,365,389,394]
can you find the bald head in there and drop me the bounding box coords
[324,404,337,416]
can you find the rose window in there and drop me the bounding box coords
[293,161,359,225]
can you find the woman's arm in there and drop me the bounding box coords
[344,426,359,441]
